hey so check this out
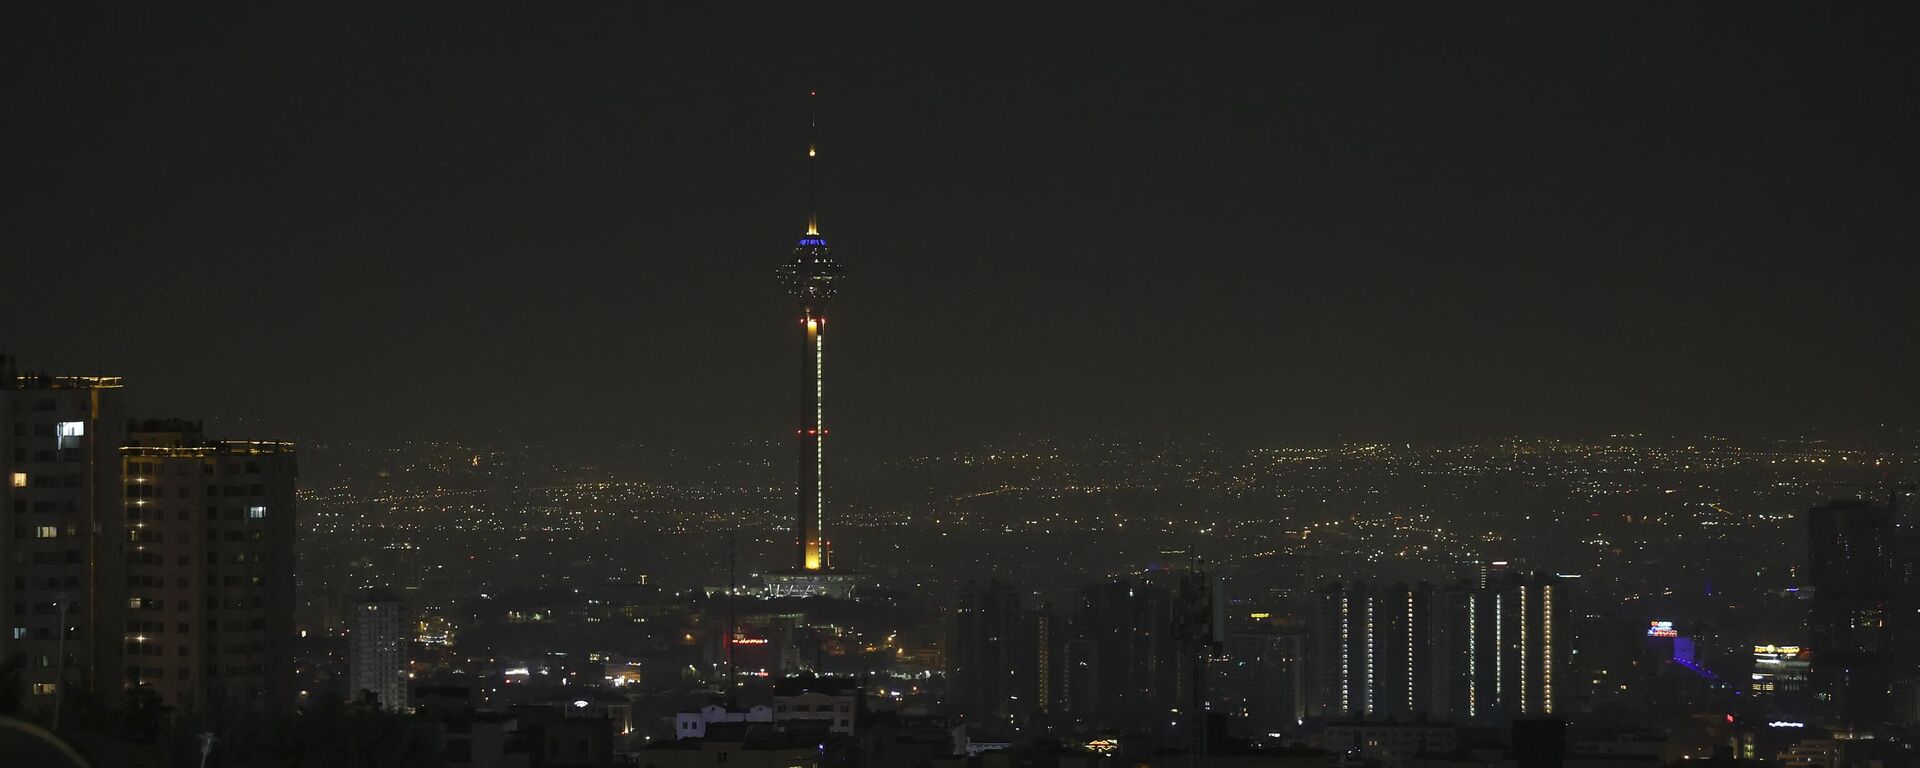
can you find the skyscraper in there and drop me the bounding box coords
[1805,499,1899,728]
[767,93,853,600]
[349,587,409,712]
[949,581,1022,718]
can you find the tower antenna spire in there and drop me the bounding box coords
[806,89,820,236]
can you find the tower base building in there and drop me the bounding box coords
[764,571,857,599]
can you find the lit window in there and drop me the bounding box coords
[9,473,23,488]
[248,506,266,519]
[56,421,85,449]
[35,526,57,539]
[32,683,56,696]
[10,628,24,640]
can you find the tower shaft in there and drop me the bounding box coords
[797,311,827,570]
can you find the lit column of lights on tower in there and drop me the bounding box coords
[777,91,845,573]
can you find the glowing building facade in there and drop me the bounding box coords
[350,587,409,712]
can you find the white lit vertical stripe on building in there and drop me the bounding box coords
[1364,597,1375,716]
[1407,590,1416,713]
[1494,593,1504,710]
[1542,584,1553,714]
[1519,585,1528,713]
[1467,594,1478,716]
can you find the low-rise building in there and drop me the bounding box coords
[1318,722,1457,768]
[773,675,858,735]
[674,703,772,740]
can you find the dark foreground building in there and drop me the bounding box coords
[1805,497,1916,730]
[0,357,298,714]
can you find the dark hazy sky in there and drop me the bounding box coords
[3,3,1916,452]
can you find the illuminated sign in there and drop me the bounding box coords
[1647,621,1678,638]
[1085,739,1120,754]
[1753,645,1802,655]
[731,636,770,645]
[1769,721,1805,728]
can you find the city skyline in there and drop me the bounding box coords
[2,3,1919,765]
[4,3,1918,451]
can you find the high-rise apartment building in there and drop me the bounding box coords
[1894,487,1920,728]
[350,587,409,712]
[1212,620,1307,737]
[1311,582,1434,722]
[1064,577,1184,730]
[949,581,1022,718]
[1313,573,1564,724]
[0,363,127,708]
[2,360,300,713]
[949,582,1066,720]
[1432,572,1564,722]
[1020,606,1063,715]
[121,421,296,711]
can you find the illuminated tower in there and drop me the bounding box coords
[770,93,850,596]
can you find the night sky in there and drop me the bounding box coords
[4,3,1916,452]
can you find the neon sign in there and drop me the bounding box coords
[1647,620,1677,638]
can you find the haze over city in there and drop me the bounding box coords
[1,3,1918,768]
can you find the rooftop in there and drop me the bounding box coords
[121,440,296,457]
[9,374,124,390]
